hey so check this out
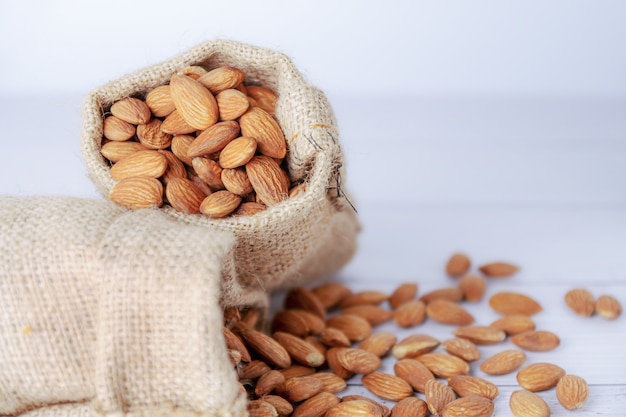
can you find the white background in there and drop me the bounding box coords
[1,1,625,416]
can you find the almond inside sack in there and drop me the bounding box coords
[81,39,360,293]
[0,196,258,417]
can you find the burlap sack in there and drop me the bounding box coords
[2,40,359,416]
[0,196,255,417]
[81,39,360,292]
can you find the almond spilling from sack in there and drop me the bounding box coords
[103,65,305,217]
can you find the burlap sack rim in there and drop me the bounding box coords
[80,39,349,231]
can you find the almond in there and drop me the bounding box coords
[510,330,560,352]
[263,395,294,417]
[564,288,596,316]
[419,287,463,304]
[393,358,435,393]
[341,395,390,417]
[136,119,172,150]
[161,109,196,135]
[452,326,506,345]
[273,331,325,367]
[109,177,163,209]
[110,150,167,180]
[305,336,327,357]
[326,399,384,417]
[293,392,340,417]
[446,253,471,277]
[216,88,250,121]
[247,399,278,417]
[424,379,457,416]
[325,348,354,380]
[199,190,241,218]
[198,66,246,94]
[246,85,278,115]
[165,177,206,214]
[417,353,470,378]
[340,291,389,308]
[187,120,240,158]
[489,291,542,315]
[393,299,426,328]
[389,283,418,309]
[325,314,371,342]
[310,372,347,394]
[447,375,499,400]
[478,261,519,277]
[289,183,307,198]
[103,116,136,141]
[278,365,317,380]
[170,135,195,165]
[441,395,494,417]
[284,287,326,318]
[458,274,487,302]
[255,369,286,396]
[110,97,151,125]
[320,328,351,348]
[222,327,251,362]
[193,157,225,190]
[556,374,589,410]
[159,150,188,184]
[426,299,474,325]
[180,65,208,79]
[271,309,313,337]
[509,390,550,417]
[276,375,324,403]
[441,338,481,362]
[238,360,271,380]
[362,372,413,402]
[218,136,257,168]
[479,349,526,375]
[232,201,266,216]
[391,396,428,417]
[145,85,175,117]
[341,305,393,326]
[240,107,286,158]
[169,74,218,130]
[239,327,291,369]
[490,314,536,335]
[101,141,147,163]
[359,332,397,357]
[222,167,254,196]
[246,156,290,206]
[517,362,565,391]
[595,294,622,320]
[335,348,381,374]
[311,282,352,309]
[392,334,440,359]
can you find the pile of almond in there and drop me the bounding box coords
[224,253,622,417]
[102,65,302,217]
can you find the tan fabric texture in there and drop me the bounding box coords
[81,39,360,292]
[0,197,250,417]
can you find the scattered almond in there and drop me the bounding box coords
[359,332,397,358]
[391,334,440,359]
[480,349,526,375]
[441,395,494,417]
[326,399,384,417]
[478,261,519,277]
[509,390,550,417]
[564,288,596,317]
[275,375,324,403]
[446,253,471,277]
[517,362,566,391]
[458,274,487,302]
[447,375,499,400]
[325,314,371,342]
[452,326,506,345]
[342,305,393,326]
[310,282,352,309]
[292,392,340,417]
[426,299,474,325]
[595,294,622,320]
[273,331,325,368]
[393,299,426,328]
[489,291,542,315]
[417,353,470,378]
[109,177,163,209]
[389,283,418,309]
[391,397,428,417]
[362,372,414,402]
[441,338,481,362]
[490,314,536,336]
[393,358,435,393]
[339,291,389,309]
[424,379,457,416]
[556,374,589,410]
[510,330,560,352]
[335,348,381,374]
[419,287,463,304]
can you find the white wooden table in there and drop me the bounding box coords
[1,94,625,416]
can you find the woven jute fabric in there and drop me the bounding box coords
[81,39,360,292]
[0,196,255,417]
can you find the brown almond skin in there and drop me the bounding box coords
[595,294,622,320]
[426,299,474,326]
[263,395,294,416]
[187,120,240,158]
[490,314,536,336]
[272,331,325,368]
[336,348,381,374]
[311,282,352,309]
[389,283,418,309]
[325,348,354,380]
[509,390,550,417]
[391,397,428,417]
[392,334,440,359]
[145,85,175,117]
[165,177,206,214]
[216,88,250,121]
[199,190,241,218]
[109,177,163,209]
[342,305,393,326]
[246,155,290,206]
[362,372,413,402]
[320,327,352,348]
[441,338,481,362]
[219,136,257,168]
[136,118,172,150]
[110,97,151,125]
[161,110,196,135]
[479,261,519,277]
[255,369,286,396]
[565,288,596,316]
[239,106,286,158]
[424,379,457,416]
[292,392,340,417]
[394,358,435,393]
[326,400,383,417]
[109,150,167,180]
[417,353,470,378]
[480,349,527,375]
[101,141,147,163]
[198,66,246,94]
[103,116,136,141]
[160,150,188,184]
[447,375,499,400]
[489,292,543,316]
[393,299,426,328]
[239,328,291,369]
[325,314,371,342]
[169,74,219,130]
[419,287,463,304]
[359,332,397,358]
[446,253,471,276]
[237,360,271,380]
[510,330,560,352]
[284,287,326,318]
[517,362,566,392]
[275,375,324,403]
[453,326,506,345]
[458,274,487,302]
[556,374,589,410]
[310,372,347,394]
[193,157,225,190]
[222,167,254,196]
[339,290,389,309]
[246,85,278,115]
[271,309,311,337]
